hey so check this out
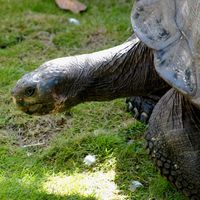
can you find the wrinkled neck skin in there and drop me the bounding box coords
[40,37,168,109]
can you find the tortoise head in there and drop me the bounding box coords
[12,58,82,115]
[132,0,200,107]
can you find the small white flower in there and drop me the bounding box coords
[27,152,33,157]
[83,155,96,166]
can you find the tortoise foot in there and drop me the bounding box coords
[126,95,160,123]
[146,133,200,199]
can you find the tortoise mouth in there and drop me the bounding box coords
[19,103,54,115]
[13,97,56,115]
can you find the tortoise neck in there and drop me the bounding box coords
[75,38,167,103]
[45,37,168,108]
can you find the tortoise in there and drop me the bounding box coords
[11,0,200,199]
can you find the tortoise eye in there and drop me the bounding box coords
[25,87,36,97]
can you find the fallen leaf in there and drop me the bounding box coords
[55,0,87,13]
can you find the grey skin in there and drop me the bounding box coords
[12,1,200,199]
[12,37,168,115]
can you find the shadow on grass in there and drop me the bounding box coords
[36,121,185,200]
[113,124,185,200]
[39,194,96,200]
[0,122,185,200]
[0,179,96,200]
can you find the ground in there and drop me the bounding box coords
[0,0,185,199]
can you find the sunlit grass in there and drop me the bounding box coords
[43,170,125,200]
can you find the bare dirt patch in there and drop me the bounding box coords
[85,28,108,49]
[2,114,72,148]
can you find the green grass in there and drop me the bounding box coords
[0,0,185,199]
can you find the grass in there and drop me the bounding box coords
[0,0,185,199]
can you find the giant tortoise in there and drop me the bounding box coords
[12,1,200,199]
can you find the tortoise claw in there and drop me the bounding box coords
[126,96,159,123]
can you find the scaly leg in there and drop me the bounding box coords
[146,89,200,199]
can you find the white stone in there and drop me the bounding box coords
[129,180,143,192]
[83,155,96,166]
[68,18,80,25]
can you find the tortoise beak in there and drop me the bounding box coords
[12,96,17,105]
[11,96,31,114]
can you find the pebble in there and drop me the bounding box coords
[127,139,135,145]
[83,154,96,166]
[129,180,143,192]
[68,18,80,25]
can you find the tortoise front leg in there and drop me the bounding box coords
[146,89,200,199]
